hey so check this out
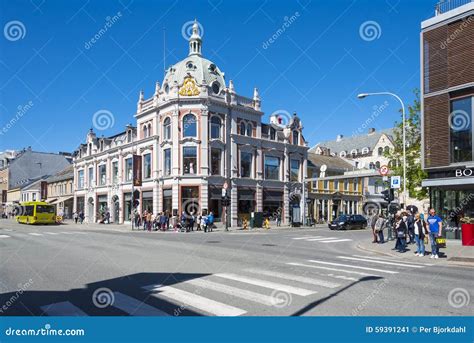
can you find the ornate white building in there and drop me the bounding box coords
[73,21,308,226]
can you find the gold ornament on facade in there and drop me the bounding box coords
[179,77,200,96]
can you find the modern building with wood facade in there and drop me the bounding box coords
[421,0,474,219]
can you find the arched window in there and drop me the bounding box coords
[143,125,148,138]
[384,146,390,154]
[183,114,197,137]
[127,131,132,143]
[246,123,253,137]
[210,116,222,139]
[378,147,383,156]
[369,162,375,170]
[163,117,171,140]
[240,122,246,135]
[292,130,299,145]
[270,127,276,140]
[351,149,357,157]
[148,124,152,136]
[362,147,369,154]
[375,161,381,169]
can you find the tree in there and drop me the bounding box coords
[384,89,428,201]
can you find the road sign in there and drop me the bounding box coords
[379,165,389,176]
[391,175,401,189]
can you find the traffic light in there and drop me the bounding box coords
[381,189,394,203]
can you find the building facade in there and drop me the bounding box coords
[46,165,74,218]
[421,0,474,220]
[73,22,308,226]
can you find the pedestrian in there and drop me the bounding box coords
[407,210,415,244]
[201,213,208,233]
[159,212,166,231]
[105,211,110,224]
[394,214,407,253]
[208,211,214,232]
[427,208,443,259]
[369,212,379,243]
[142,211,148,231]
[276,209,282,227]
[181,211,187,232]
[73,212,79,224]
[414,213,427,256]
[196,213,202,231]
[146,211,152,231]
[189,212,195,232]
[79,211,84,224]
[374,214,386,244]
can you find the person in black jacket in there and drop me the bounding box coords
[406,210,415,244]
[394,214,408,253]
[414,213,427,256]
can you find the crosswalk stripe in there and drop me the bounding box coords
[287,262,379,277]
[245,269,340,289]
[321,239,352,243]
[292,236,322,240]
[28,233,43,236]
[338,256,425,268]
[72,232,88,235]
[40,301,86,316]
[215,273,316,296]
[112,292,169,316]
[144,285,246,316]
[352,255,433,266]
[61,232,75,234]
[308,260,398,274]
[306,237,337,241]
[0,235,10,238]
[45,232,59,235]
[185,278,282,306]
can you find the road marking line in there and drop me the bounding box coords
[307,260,398,274]
[112,292,169,316]
[72,232,88,234]
[338,256,425,268]
[245,269,340,289]
[287,262,379,277]
[45,232,60,235]
[144,285,246,316]
[215,273,316,296]
[185,278,282,306]
[0,235,10,238]
[306,237,337,241]
[352,255,433,266]
[320,239,353,243]
[292,236,322,240]
[28,233,43,236]
[40,301,86,316]
[61,232,75,234]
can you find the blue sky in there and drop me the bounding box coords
[0,0,436,153]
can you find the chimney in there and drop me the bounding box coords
[336,134,343,142]
[368,128,376,134]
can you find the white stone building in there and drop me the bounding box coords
[73,22,308,226]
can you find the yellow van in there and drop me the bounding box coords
[16,201,56,224]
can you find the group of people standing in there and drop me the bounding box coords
[369,208,444,259]
[132,209,215,233]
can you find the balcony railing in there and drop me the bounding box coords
[435,0,473,15]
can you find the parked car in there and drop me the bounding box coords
[328,214,367,230]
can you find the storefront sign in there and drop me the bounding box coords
[455,168,473,177]
[133,155,142,186]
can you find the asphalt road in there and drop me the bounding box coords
[0,220,472,316]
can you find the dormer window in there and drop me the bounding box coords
[164,84,169,94]
[270,127,276,140]
[127,130,132,143]
[211,81,220,95]
[362,147,369,154]
[186,61,194,69]
[209,64,217,72]
[351,149,357,157]
[292,130,299,145]
[340,151,346,157]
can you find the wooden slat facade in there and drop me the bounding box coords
[424,94,450,168]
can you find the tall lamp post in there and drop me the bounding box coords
[357,92,407,206]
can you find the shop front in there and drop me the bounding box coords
[142,190,153,213]
[162,188,172,214]
[208,186,223,220]
[237,188,255,223]
[123,192,132,222]
[97,194,108,217]
[262,189,283,219]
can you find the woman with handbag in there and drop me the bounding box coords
[394,214,408,253]
[414,213,427,256]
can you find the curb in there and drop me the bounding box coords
[356,243,398,257]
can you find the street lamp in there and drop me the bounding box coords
[357,92,407,207]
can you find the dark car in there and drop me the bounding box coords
[328,214,367,230]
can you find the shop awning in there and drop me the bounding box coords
[47,198,58,203]
[422,177,474,188]
[50,196,74,205]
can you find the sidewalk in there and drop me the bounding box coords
[357,238,474,267]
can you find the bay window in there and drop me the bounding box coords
[183,146,197,174]
[450,96,473,163]
[264,156,280,180]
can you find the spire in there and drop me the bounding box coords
[188,19,202,56]
[253,87,261,111]
[155,82,161,96]
[253,87,260,100]
[228,80,235,93]
[139,89,144,102]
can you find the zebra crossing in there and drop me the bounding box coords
[0,231,89,239]
[292,235,353,243]
[36,254,433,316]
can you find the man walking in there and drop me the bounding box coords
[427,208,443,259]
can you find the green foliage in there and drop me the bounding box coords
[384,89,428,200]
